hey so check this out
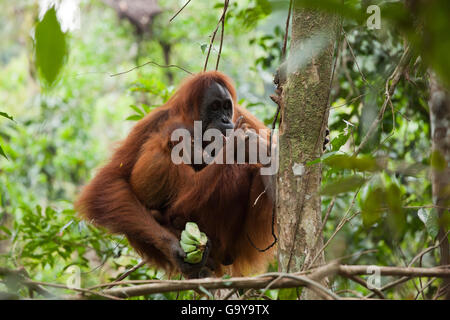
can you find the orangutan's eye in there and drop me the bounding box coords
[211,100,221,110]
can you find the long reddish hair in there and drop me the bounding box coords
[168,71,238,121]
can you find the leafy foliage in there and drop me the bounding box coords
[0,111,14,159]
[0,0,448,300]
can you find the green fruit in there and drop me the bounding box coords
[185,249,203,264]
[185,222,201,242]
[180,241,197,253]
[181,230,198,245]
[199,232,208,246]
[179,223,208,260]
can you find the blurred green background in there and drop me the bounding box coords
[0,0,448,299]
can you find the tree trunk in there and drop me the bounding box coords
[428,72,450,300]
[276,3,337,299]
[160,41,174,85]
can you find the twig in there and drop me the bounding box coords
[0,267,121,300]
[354,45,412,155]
[410,230,450,267]
[203,1,229,71]
[434,283,450,299]
[347,274,385,299]
[330,93,367,109]
[327,22,344,108]
[28,280,123,300]
[246,187,277,252]
[104,260,146,290]
[222,288,239,300]
[327,249,379,266]
[338,265,450,278]
[306,188,361,270]
[314,196,336,247]
[414,277,436,300]
[335,289,365,298]
[260,273,340,300]
[257,275,283,299]
[369,277,411,299]
[99,268,339,299]
[304,197,337,270]
[365,231,450,298]
[88,279,173,290]
[110,61,192,77]
[281,0,293,61]
[62,264,450,300]
[404,205,450,210]
[308,211,360,270]
[0,267,54,298]
[239,288,255,300]
[215,0,229,70]
[169,0,192,22]
[343,31,369,86]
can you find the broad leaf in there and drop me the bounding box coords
[277,287,299,300]
[321,175,366,196]
[324,154,381,172]
[0,145,8,160]
[361,187,385,227]
[35,7,68,86]
[331,133,349,151]
[0,111,14,121]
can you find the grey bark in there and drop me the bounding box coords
[276,3,337,299]
[428,71,450,300]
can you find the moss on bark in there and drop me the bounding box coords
[276,4,338,299]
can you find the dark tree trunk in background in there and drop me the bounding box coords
[160,41,174,85]
[428,72,450,300]
[102,0,161,34]
[276,2,337,299]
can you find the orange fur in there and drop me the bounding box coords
[75,71,275,276]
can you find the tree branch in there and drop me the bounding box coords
[169,0,192,22]
[89,264,450,299]
[204,1,229,71]
[337,265,450,278]
[354,45,412,155]
[5,264,449,300]
[0,267,54,298]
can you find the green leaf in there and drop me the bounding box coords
[34,6,68,86]
[324,154,381,172]
[256,0,272,15]
[141,104,151,113]
[417,207,439,238]
[0,111,14,121]
[200,44,207,54]
[126,114,144,121]
[129,104,144,116]
[430,150,446,171]
[221,274,232,286]
[385,183,405,236]
[277,287,299,300]
[0,225,11,236]
[58,220,74,236]
[361,187,385,228]
[198,285,214,299]
[0,145,8,160]
[425,208,440,238]
[331,133,349,151]
[306,151,338,166]
[321,175,366,196]
[417,208,428,224]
